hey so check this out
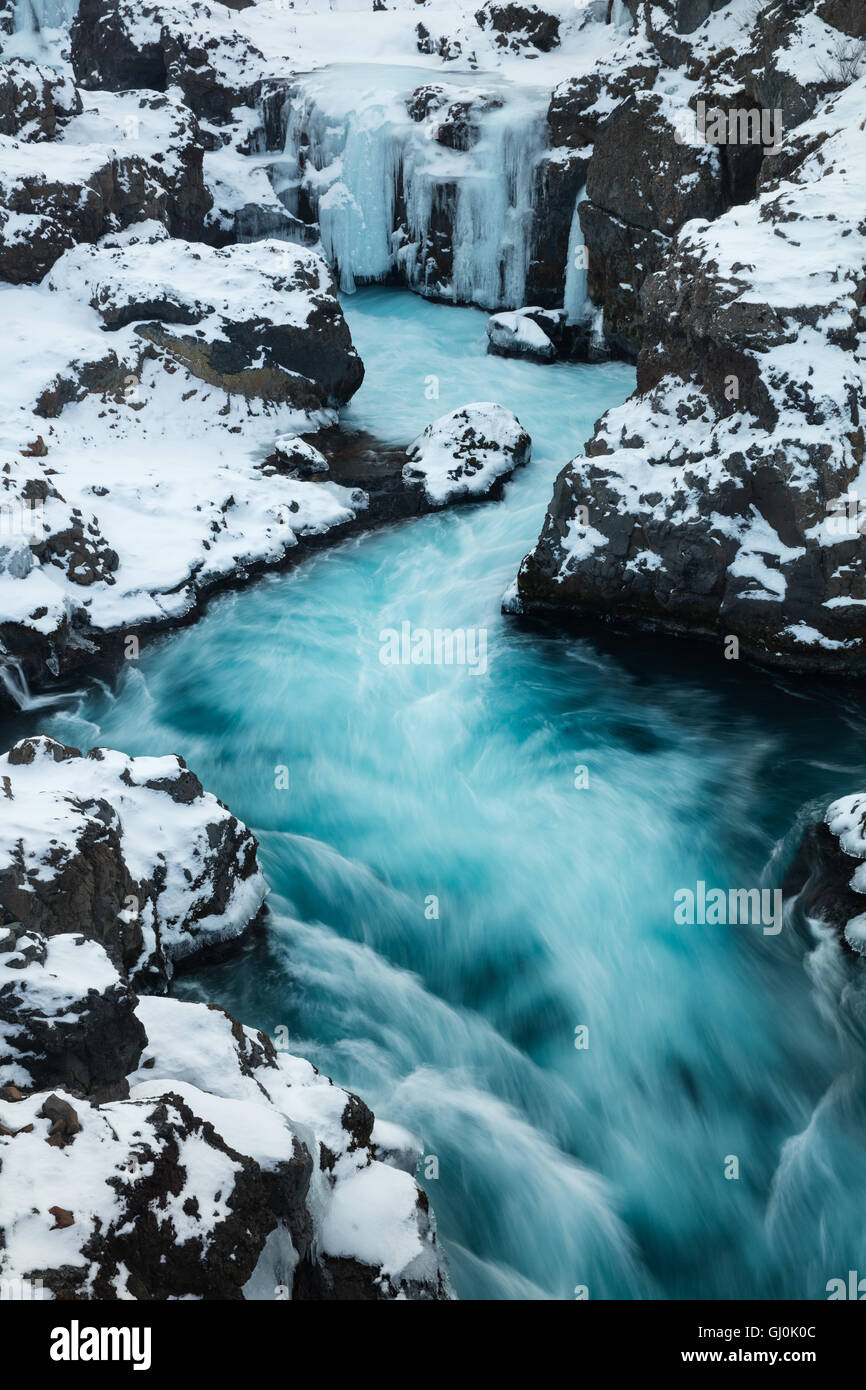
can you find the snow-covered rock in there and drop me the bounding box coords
[71,0,268,123]
[0,931,146,1097]
[0,57,80,141]
[786,793,866,956]
[48,230,365,408]
[517,71,866,671]
[0,87,212,282]
[0,224,373,699]
[404,402,531,506]
[474,2,561,53]
[0,933,450,1298]
[0,735,266,988]
[0,741,451,1299]
[487,306,557,361]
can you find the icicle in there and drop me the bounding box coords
[563,185,592,325]
[276,68,548,311]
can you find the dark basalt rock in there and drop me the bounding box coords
[526,150,590,308]
[0,736,264,988]
[474,1,561,52]
[578,91,726,356]
[783,818,866,955]
[71,0,264,124]
[0,59,82,141]
[0,933,146,1099]
[66,1091,312,1300]
[818,0,866,37]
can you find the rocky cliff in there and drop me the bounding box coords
[0,736,451,1300]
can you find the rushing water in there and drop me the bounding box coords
[16,287,866,1301]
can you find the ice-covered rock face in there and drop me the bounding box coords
[404,401,532,506]
[516,72,866,671]
[271,65,550,310]
[0,735,267,987]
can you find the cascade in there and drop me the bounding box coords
[563,184,592,325]
[276,65,549,311]
[0,654,82,712]
[11,0,79,33]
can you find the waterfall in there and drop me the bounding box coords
[11,0,79,33]
[563,184,592,325]
[276,65,548,312]
[609,0,632,28]
[0,654,82,712]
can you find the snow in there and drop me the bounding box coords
[320,1160,426,1277]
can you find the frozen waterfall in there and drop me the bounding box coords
[273,64,549,312]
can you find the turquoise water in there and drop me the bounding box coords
[19,288,866,1300]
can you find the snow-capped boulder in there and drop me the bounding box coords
[404,403,531,507]
[0,931,146,1098]
[71,0,266,124]
[48,232,364,409]
[517,73,866,671]
[785,794,866,956]
[486,307,557,362]
[0,735,266,988]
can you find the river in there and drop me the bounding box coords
[9,286,866,1300]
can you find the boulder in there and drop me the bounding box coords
[0,736,266,988]
[48,232,364,409]
[404,403,531,507]
[474,2,560,52]
[486,307,557,362]
[0,932,145,1098]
